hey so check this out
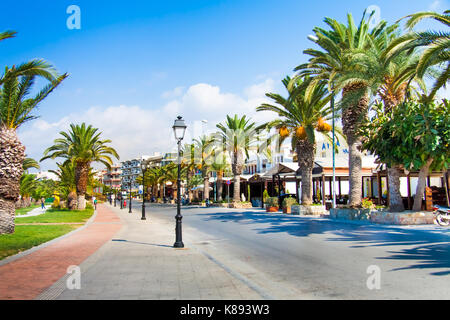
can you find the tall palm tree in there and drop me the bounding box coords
[296,10,390,207]
[216,115,264,203]
[194,135,215,201]
[257,76,337,205]
[338,23,423,212]
[0,73,66,234]
[385,10,450,101]
[41,123,119,210]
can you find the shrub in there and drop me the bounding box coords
[263,189,269,203]
[282,197,298,208]
[265,197,279,207]
[362,198,375,209]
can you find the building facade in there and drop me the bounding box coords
[102,163,122,190]
[121,159,142,192]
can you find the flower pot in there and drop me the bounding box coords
[283,207,291,214]
[266,206,279,213]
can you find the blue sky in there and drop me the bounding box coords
[1,0,448,170]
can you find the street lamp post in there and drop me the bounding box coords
[141,161,148,220]
[128,182,132,213]
[114,189,117,207]
[173,116,187,248]
[331,92,336,209]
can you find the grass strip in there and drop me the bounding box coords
[0,224,79,260]
[15,207,94,224]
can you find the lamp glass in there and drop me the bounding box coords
[172,116,186,140]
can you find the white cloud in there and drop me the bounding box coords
[18,78,280,171]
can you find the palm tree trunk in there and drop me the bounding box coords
[75,161,90,210]
[217,171,223,202]
[342,84,369,208]
[68,190,77,210]
[413,158,433,211]
[345,134,364,208]
[297,141,315,205]
[232,150,243,203]
[387,166,404,212]
[0,127,26,234]
[233,174,241,202]
[203,175,209,200]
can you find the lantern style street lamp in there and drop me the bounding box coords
[141,160,149,220]
[172,116,187,248]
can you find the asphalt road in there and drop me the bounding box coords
[144,204,450,300]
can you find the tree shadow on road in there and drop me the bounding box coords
[200,209,450,276]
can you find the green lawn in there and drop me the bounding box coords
[15,204,41,216]
[0,207,95,260]
[0,225,78,260]
[15,207,94,224]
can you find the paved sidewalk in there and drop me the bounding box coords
[44,204,264,300]
[16,205,50,218]
[0,204,122,300]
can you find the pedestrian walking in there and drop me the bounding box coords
[93,196,97,210]
[40,198,45,210]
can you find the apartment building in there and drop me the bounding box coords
[102,163,122,190]
[121,158,142,192]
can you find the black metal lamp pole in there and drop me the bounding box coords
[174,139,184,248]
[173,116,186,248]
[141,164,147,220]
[128,182,132,213]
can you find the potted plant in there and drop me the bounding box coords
[282,197,298,214]
[265,197,279,212]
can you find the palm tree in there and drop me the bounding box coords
[257,76,336,205]
[49,162,78,210]
[17,157,41,209]
[181,142,198,201]
[161,163,185,200]
[385,10,450,101]
[216,115,264,203]
[18,173,37,208]
[337,23,423,212]
[0,74,66,234]
[41,123,119,210]
[23,157,40,172]
[210,151,231,202]
[194,135,215,201]
[0,31,60,86]
[296,10,390,207]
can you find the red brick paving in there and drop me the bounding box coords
[0,204,122,300]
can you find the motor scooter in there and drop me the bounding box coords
[433,205,450,226]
